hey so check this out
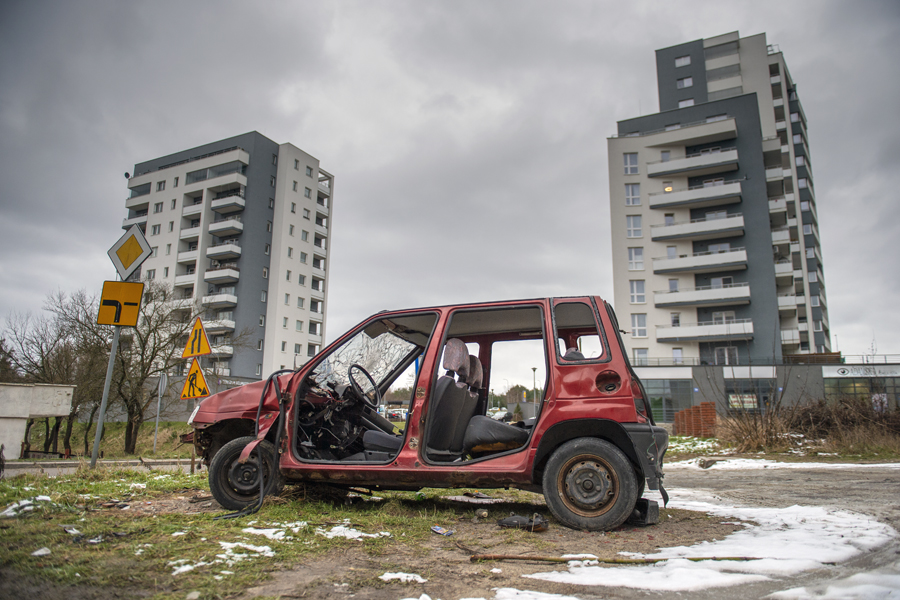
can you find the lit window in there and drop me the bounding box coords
[624,153,638,174]
[154,202,163,213]
[627,247,643,270]
[675,55,691,67]
[626,215,642,238]
[631,314,647,337]
[629,280,645,303]
[678,98,695,108]
[676,76,693,89]
[625,183,640,206]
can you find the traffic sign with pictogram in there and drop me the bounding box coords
[108,225,152,281]
[182,317,212,358]
[97,281,144,327]
[181,358,210,400]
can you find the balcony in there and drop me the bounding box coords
[182,202,204,217]
[771,227,793,245]
[211,194,245,214]
[177,249,199,264]
[174,273,196,287]
[652,248,747,274]
[205,319,236,333]
[775,261,794,284]
[318,180,332,196]
[201,293,237,308]
[647,148,738,178]
[209,217,243,237]
[657,319,754,342]
[210,345,234,357]
[180,226,201,241]
[781,329,800,345]
[778,294,805,314]
[654,282,750,308]
[122,213,148,229]
[206,241,241,260]
[614,116,737,145]
[651,214,744,242]
[125,196,150,211]
[648,181,742,210]
[204,265,240,284]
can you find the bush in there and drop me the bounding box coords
[786,396,900,455]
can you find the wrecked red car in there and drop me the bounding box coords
[188,296,668,531]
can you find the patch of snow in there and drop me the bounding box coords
[493,589,584,600]
[379,572,427,583]
[129,483,146,489]
[525,490,897,592]
[171,531,187,536]
[769,559,900,599]
[667,458,900,471]
[315,520,390,540]
[491,568,503,574]
[242,527,288,541]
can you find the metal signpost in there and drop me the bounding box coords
[91,226,152,468]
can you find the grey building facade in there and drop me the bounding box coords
[123,132,334,382]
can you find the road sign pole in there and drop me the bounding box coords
[153,373,168,454]
[91,325,121,468]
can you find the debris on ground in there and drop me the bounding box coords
[497,513,549,532]
[431,525,455,536]
[379,572,427,583]
[1,496,56,518]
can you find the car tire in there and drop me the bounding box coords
[209,436,285,511]
[542,437,638,531]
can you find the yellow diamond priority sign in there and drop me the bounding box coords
[182,317,212,358]
[181,358,210,400]
[108,225,152,281]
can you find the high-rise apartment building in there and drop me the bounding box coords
[609,31,829,368]
[123,132,334,381]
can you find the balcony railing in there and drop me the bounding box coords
[654,282,750,307]
[647,148,738,178]
[656,318,754,342]
[651,213,744,242]
[652,247,747,274]
[648,180,742,209]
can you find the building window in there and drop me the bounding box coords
[801,201,810,212]
[270,176,276,187]
[257,339,263,351]
[262,267,268,278]
[272,154,278,165]
[793,134,803,145]
[288,247,294,258]
[297,297,304,309]
[294,343,301,354]
[664,214,675,226]
[173,177,179,188]
[678,98,695,108]
[301,230,309,242]
[711,276,733,289]
[256,364,262,376]
[261,291,267,302]
[296,320,303,332]
[286,270,291,281]
[633,348,648,366]
[631,314,647,337]
[150,224,160,235]
[676,76,693,89]
[798,178,809,189]
[281,341,287,352]
[307,344,319,357]
[292,181,298,192]
[629,280,645,303]
[810,295,820,307]
[294,159,300,170]
[626,215,642,238]
[310,300,321,313]
[708,242,731,254]
[814,320,823,332]
[267,221,273,232]
[157,181,165,192]
[145,269,155,280]
[790,112,800,123]
[289,224,295,236]
[264,243,270,255]
[670,313,681,327]
[259,315,265,327]
[154,202,163,213]
[666,246,677,259]
[309,322,320,335]
[167,221,173,232]
[284,293,290,305]
[627,247,644,271]
[170,199,176,210]
[675,55,691,67]
[806,248,816,258]
[304,187,312,198]
[712,311,736,324]
[303,208,310,219]
[298,274,306,285]
[269,198,275,209]
[715,346,738,365]
[282,317,288,328]
[625,183,640,206]
[808,271,818,283]
[803,224,812,235]
[150,246,158,258]
[306,166,313,177]
[291,202,296,213]
[165,243,171,255]
[300,252,308,264]
[624,153,638,174]
[795,156,806,167]
[672,348,683,364]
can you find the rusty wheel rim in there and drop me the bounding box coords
[557,453,619,517]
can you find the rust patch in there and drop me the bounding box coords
[416,387,426,399]
[409,438,419,449]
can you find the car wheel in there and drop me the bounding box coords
[542,437,638,531]
[209,436,285,511]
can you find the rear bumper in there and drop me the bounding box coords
[622,423,668,491]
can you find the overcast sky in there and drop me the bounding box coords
[2,0,899,379]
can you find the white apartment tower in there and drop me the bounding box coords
[123,132,335,381]
[609,32,829,367]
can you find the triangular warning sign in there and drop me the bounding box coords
[181,358,210,400]
[182,317,212,358]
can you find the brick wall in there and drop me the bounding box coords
[673,401,717,437]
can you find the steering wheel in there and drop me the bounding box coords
[348,364,382,409]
